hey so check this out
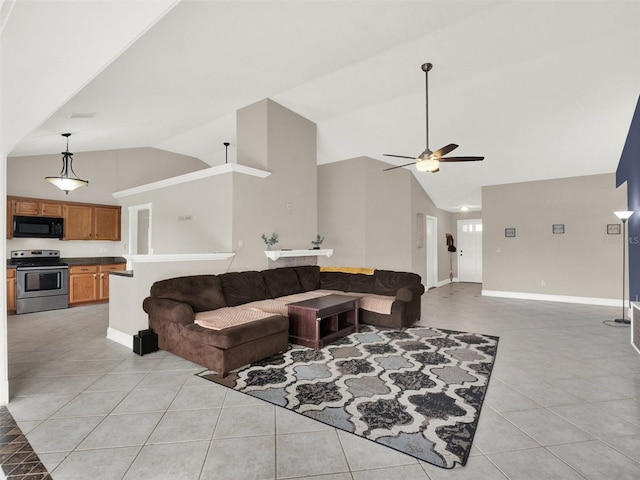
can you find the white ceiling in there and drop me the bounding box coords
[8,0,640,211]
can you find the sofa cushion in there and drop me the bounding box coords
[149,275,226,313]
[347,273,376,293]
[319,271,350,291]
[374,270,422,296]
[262,267,303,298]
[294,266,320,291]
[195,307,274,330]
[219,271,269,307]
[180,315,288,350]
[243,290,330,316]
[359,294,394,315]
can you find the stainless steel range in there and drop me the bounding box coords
[11,250,69,314]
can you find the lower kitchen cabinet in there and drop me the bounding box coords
[69,264,125,305]
[98,264,126,299]
[6,269,16,312]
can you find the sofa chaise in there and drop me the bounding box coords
[142,265,424,376]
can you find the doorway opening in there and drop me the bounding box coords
[128,203,152,255]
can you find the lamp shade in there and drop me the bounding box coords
[614,211,634,221]
[44,176,88,192]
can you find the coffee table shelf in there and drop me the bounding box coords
[287,294,360,349]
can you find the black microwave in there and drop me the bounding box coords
[13,215,64,239]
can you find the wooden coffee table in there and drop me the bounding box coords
[287,294,360,349]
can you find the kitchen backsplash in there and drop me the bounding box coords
[6,237,125,258]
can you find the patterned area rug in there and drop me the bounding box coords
[197,325,499,469]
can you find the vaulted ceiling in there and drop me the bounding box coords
[7,0,640,211]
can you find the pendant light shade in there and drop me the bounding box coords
[45,133,89,195]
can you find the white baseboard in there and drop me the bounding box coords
[106,327,133,349]
[435,277,459,288]
[481,289,619,307]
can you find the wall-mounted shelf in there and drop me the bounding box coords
[264,249,333,261]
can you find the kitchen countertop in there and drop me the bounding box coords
[110,269,134,277]
[63,256,127,266]
[7,256,127,268]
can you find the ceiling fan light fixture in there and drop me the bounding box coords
[416,158,440,172]
[382,62,483,173]
[44,133,89,195]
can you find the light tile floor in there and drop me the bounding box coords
[6,282,640,479]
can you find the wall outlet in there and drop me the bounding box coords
[541,279,546,286]
[238,239,243,249]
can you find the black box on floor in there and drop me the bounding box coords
[133,328,158,356]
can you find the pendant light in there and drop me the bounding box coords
[45,133,89,194]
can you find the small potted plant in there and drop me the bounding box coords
[311,234,324,250]
[261,232,279,250]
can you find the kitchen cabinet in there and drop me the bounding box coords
[7,197,65,239]
[6,269,16,312]
[13,199,63,217]
[93,206,121,240]
[7,196,121,241]
[98,264,126,299]
[63,204,121,241]
[69,263,125,305]
[63,205,93,240]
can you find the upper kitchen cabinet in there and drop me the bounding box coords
[63,204,93,240]
[6,196,121,241]
[93,206,121,240]
[64,204,121,241]
[11,197,63,217]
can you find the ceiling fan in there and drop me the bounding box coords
[383,63,484,173]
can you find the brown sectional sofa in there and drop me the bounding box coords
[142,265,424,376]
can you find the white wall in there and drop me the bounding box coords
[410,174,456,283]
[6,147,209,257]
[232,99,318,271]
[482,173,627,302]
[7,147,207,204]
[318,159,367,267]
[318,156,454,281]
[118,173,234,256]
[0,0,8,404]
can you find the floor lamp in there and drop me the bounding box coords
[614,210,634,324]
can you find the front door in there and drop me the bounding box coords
[457,219,483,283]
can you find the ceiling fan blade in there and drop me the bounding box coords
[383,162,416,171]
[439,156,484,163]
[431,143,458,158]
[383,154,416,160]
